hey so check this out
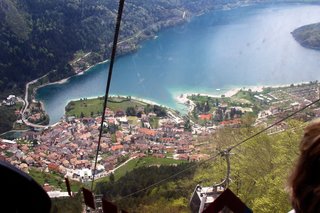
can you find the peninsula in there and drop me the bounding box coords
[292,22,320,50]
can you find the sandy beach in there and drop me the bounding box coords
[175,94,196,113]
[173,84,288,113]
[129,96,166,108]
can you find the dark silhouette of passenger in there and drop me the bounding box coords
[289,120,320,213]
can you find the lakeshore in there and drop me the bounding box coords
[16,76,319,134]
[35,4,320,124]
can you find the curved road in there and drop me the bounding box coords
[22,75,49,129]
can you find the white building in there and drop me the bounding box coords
[4,95,16,106]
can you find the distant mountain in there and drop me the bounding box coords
[292,22,320,50]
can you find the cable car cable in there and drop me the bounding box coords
[114,97,320,200]
[91,0,125,191]
[115,151,222,202]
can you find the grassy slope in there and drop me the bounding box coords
[29,169,82,192]
[96,157,186,184]
[65,97,147,117]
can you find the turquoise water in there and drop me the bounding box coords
[36,4,320,124]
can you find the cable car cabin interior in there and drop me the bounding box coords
[190,185,225,213]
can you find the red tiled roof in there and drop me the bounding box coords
[199,114,212,120]
[111,145,124,151]
[48,163,59,171]
[138,128,157,136]
[161,138,175,143]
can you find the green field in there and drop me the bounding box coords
[29,169,82,192]
[149,117,160,128]
[231,90,255,102]
[96,157,186,184]
[127,116,139,125]
[65,96,147,118]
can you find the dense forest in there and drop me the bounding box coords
[93,120,304,212]
[0,105,17,133]
[96,163,196,212]
[292,22,320,50]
